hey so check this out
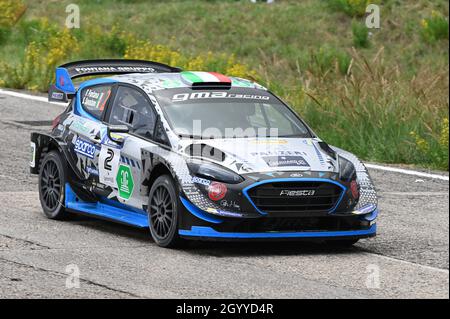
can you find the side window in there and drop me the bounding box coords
[81,85,112,119]
[108,86,156,140]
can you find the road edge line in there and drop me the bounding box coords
[365,164,449,181]
[0,88,67,106]
[363,252,449,274]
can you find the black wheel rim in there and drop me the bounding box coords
[41,160,62,211]
[149,185,174,239]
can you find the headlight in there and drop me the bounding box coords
[187,160,244,184]
[338,156,357,182]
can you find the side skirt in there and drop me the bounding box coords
[65,183,149,228]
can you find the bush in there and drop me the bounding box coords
[352,21,370,48]
[124,40,257,79]
[421,11,449,43]
[309,45,351,75]
[0,26,10,45]
[292,49,449,170]
[328,0,369,17]
[0,26,78,91]
[0,0,26,27]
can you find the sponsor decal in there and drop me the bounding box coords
[280,189,316,197]
[70,120,92,135]
[219,199,241,210]
[172,91,270,102]
[192,176,211,186]
[74,66,156,74]
[251,150,307,156]
[74,137,97,159]
[206,208,243,218]
[208,182,227,201]
[249,139,288,145]
[116,164,134,200]
[30,142,36,168]
[82,88,110,110]
[263,155,310,168]
[86,166,99,176]
[51,92,65,100]
[290,173,303,177]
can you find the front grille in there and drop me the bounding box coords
[225,216,367,233]
[247,181,343,215]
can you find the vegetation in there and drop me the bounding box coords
[0,0,448,170]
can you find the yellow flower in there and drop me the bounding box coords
[440,118,449,148]
[410,131,430,153]
[0,0,26,27]
[421,19,429,29]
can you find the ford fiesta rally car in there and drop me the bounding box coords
[30,59,378,248]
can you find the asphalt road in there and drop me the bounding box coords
[0,91,448,299]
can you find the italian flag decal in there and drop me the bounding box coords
[181,71,231,85]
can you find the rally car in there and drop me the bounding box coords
[30,59,378,248]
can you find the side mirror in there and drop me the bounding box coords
[107,125,129,144]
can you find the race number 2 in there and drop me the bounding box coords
[104,149,114,171]
[99,146,120,187]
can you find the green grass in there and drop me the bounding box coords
[0,0,448,170]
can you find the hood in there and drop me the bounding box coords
[178,138,338,174]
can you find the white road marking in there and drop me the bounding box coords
[365,163,449,181]
[363,252,449,274]
[1,88,449,181]
[0,88,67,106]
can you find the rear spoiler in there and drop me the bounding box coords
[48,59,182,102]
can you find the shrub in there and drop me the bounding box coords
[291,48,449,170]
[421,11,449,43]
[309,45,351,75]
[328,0,369,17]
[352,20,370,48]
[124,40,257,79]
[0,0,26,27]
[0,26,10,45]
[0,27,78,91]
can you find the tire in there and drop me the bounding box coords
[327,239,359,247]
[147,175,183,248]
[38,150,69,220]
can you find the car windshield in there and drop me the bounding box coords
[154,87,312,139]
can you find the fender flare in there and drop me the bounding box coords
[30,132,83,180]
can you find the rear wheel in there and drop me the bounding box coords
[148,175,183,248]
[38,150,69,219]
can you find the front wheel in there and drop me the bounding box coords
[147,175,183,248]
[38,150,69,220]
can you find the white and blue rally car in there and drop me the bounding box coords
[30,59,378,248]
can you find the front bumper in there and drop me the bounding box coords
[179,223,376,240]
[179,196,378,241]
